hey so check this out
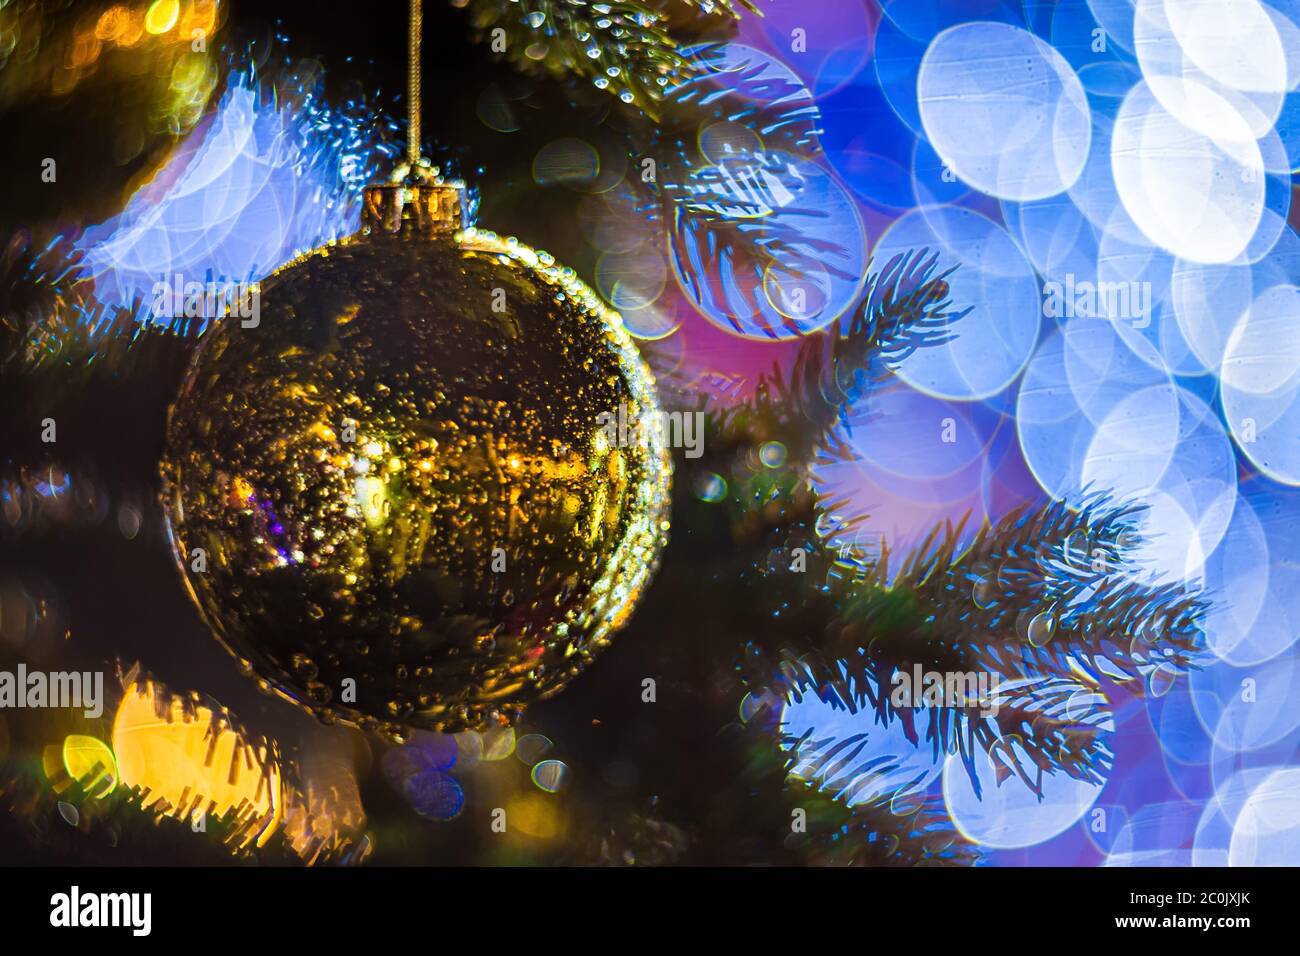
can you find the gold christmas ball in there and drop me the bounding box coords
[160,165,671,738]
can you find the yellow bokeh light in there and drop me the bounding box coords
[170,51,209,93]
[112,680,283,849]
[61,735,118,797]
[95,5,131,42]
[116,14,147,48]
[144,0,180,35]
[507,793,563,840]
[178,0,218,44]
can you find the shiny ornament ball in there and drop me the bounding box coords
[160,174,671,738]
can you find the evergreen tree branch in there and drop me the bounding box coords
[460,0,693,116]
[773,658,1114,800]
[824,495,1207,687]
[737,714,977,866]
[656,248,962,474]
[727,493,1203,792]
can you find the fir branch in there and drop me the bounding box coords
[659,248,962,475]
[674,0,760,18]
[738,498,1201,738]
[713,488,1204,795]
[556,719,976,866]
[460,0,691,114]
[650,40,821,165]
[787,778,976,866]
[633,40,825,294]
[736,714,976,866]
[829,495,1207,686]
[457,1,828,315]
[771,654,1114,801]
[960,676,1114,793]
[0,233,93,365]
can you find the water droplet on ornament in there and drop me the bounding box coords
[1062,530,1088,567]
[1148,664,1179,698]
[758,441,787,468]
[1025,610,1056,647]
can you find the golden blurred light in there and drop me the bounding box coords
[116,13,146,48]
[112,679,283,849]
[68,28,102,68]
[507,793,563,840]
[95,5,131,42]
[145,0,180,35]
[62,735,119,797]
[283,745,369,865]
[170,51,208,92]
[178,0,218,43]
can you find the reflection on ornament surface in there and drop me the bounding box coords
[160,175,672,738]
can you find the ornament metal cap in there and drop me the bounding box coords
[361,159,467,239]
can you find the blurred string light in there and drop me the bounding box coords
[917,21,1092,202]
[1199,477,1300,666]
[874,206,1041,400]
[0,0,222,137]
[812,380,1021,579]
[755,0,876,103]
[111,675,285,851]
[880,0,1023,44]
[1190,651,1300,757]
[379,727,573,821]
[942,735,1105,850]
[72,44,405,333]
[41,669,370,862]
[1103,800,1201,866]
[382,730,465,821]
[1224,767,1300,866]
[61,734,118,798]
